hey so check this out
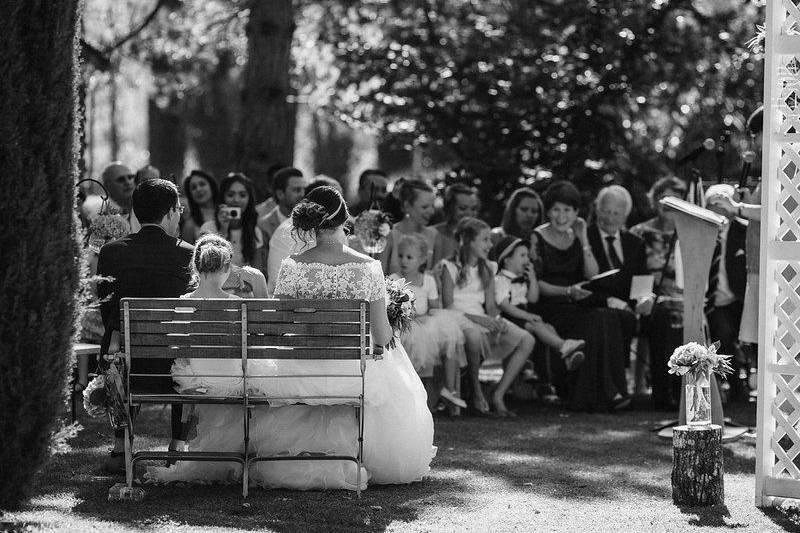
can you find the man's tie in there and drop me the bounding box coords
[705,234,723,314]
[605,235,623,269]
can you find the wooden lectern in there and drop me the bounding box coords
[659,197,727,427]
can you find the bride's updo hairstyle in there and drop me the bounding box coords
[192,234,233,280]
[292,185,350,240]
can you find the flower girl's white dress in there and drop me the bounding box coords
[147,257,435,490]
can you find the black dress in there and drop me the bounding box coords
[532,229,634,411]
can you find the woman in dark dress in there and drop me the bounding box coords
[531,181,635,411]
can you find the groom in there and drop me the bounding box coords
[97,178,194,473]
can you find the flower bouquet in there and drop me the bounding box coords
[82,356,130,429]
[354,210,392,254]
[87,213,130,253]
[668,341,733,427]
[385,276,417,349]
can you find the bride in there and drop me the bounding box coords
[148,186,435,490]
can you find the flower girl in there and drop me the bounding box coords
[439,217,536,417]
[390,234,467,410]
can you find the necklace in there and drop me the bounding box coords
[316,240,342,245]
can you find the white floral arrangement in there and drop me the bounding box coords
[385,276,416,349]
[667,341,733,377]
[353,209,392,254]
[87,213,130,253]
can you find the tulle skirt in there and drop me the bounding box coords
[401,309,467,377]
[147,343,436,490]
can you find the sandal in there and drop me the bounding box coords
[563,350,585,372]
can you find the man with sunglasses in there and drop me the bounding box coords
[81,162,138,227]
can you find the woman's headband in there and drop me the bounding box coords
[321,197,344,223]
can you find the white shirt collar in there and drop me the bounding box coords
[598,227,621,241]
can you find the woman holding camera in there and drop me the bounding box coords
[181,170,220,243]
[199,172,266,275]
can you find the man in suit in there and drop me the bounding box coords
[705,183,748,399]
[97,179,194,473]
[587,185,648,305]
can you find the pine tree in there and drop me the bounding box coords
[0,1,82,509]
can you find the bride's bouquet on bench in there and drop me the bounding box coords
[385,277,416,349]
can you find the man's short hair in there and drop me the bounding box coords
[132,178,179,224]
[595,185,633,216]
[307,175,343,195]
[272,167,304,193]
[358,169,388,190]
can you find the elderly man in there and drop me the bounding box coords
[349,169,389,217]
[82,162,137,221]
[587,185,648,304]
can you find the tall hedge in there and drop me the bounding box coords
[0,1,82,509]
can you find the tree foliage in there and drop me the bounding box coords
[0,1,82,509]
[313,0,764,214]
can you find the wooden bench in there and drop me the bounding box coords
[117,297,383,498]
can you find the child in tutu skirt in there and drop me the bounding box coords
[389,234,467,409]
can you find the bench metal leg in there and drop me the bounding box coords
[124,426,133,488]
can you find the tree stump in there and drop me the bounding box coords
[672,424,724,506]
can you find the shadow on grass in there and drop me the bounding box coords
[11,399,768,532]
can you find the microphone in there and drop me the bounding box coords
[676,138,716,165]
[738,150,756,189]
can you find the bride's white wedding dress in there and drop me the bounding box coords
[147,257,435,490]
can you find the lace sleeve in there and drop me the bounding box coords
[272,258,297,298]
[367,260,387,302]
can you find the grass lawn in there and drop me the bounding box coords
[2,398,800,532]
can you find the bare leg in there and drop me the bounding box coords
[463,328,488,412]
[444,357,459,392]
[525,321,564,350]
[492,332,536,416]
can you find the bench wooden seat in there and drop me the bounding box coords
[118,297,383,498]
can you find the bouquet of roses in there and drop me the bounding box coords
[667,341,733,377]
[87,213,130,253]
[354,209,392,254]
[385,276,417,349]
[82,356,130,429]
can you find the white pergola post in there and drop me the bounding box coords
[756,0,800,507]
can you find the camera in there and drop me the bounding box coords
[220,206,241,220]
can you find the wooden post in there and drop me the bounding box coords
[672,425,724,506]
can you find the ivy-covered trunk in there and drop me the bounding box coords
[0,1,82,509]
[237,0,296,199]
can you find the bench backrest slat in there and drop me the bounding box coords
[122,298,372,362]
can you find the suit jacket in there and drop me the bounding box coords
[587,224,648,302]
[97,225,194,355]
[719,218,747,303]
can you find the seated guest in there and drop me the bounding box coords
[630,176,687,410]
[82,161,137,224]
[349,168,390,217]
[257,167,307,244]
[587,185,648,304]
[440,217,536,417]
[255,163,286,218]
[705,183,747,399]
[181,169,219,244]
[491,236,585,372]
[531,181,635,412]
[381,179,438,273]
[135,164,161,182]
[200,172,265,273]
[389,234,467,411]
[432,183,479,265]
[96,178,194,473]
[266,177,343,295]
[490,187,544,246]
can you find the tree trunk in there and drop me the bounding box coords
[148,98,187,180]
[672,425,724,506]
[0,0,82,509]
[237,0,296,200]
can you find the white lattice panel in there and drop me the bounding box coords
[758,0,800,506]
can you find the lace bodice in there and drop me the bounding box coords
[274,256,387,302]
